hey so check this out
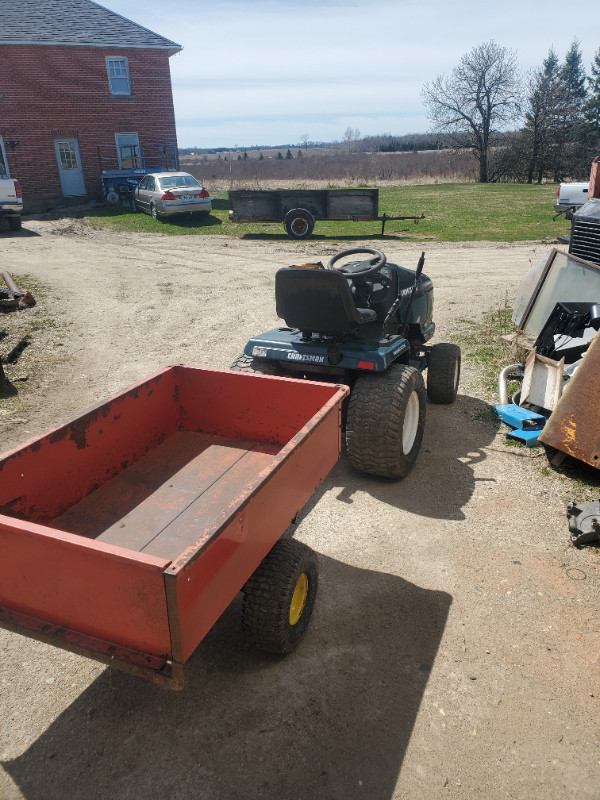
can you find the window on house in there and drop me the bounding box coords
[115,133,140,169]
[106,57,131,96]
[0,138,8,178]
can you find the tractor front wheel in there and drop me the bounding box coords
[230,353,280,375]
[427,343,461,404]
[242,538,318,654]
[346,364,426,478]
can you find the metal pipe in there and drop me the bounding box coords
[498,363,522,405]
[1,271,21,296]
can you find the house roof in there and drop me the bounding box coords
[0,0,182,54]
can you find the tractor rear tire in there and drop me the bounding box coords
[427,343,461,404]
[230,353,280,375]
[241,538,318,654]
[346,363,426,478]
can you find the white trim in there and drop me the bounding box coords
[106,55,132,96]
[0,137,10,179]
[114,132,140,169]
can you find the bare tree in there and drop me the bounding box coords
[421,41,522,182]
[343,126,361,153]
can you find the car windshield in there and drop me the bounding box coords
[159,175,201,190]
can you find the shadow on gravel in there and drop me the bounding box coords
[3,557,450,800]
[327,393,500,521]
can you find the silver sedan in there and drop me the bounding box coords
[133,172,212,220]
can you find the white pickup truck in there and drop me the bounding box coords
[0,177,23,231]
[554,182,589,219]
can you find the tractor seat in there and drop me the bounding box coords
[275,267,376,335]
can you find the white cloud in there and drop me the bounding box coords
[103,0,600,147]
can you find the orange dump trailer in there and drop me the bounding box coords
[0,366,348,689]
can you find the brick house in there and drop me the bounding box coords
[0,0,182,208]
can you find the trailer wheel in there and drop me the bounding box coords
[427,343,461,404]
[346,364,426,478]
[242,538,318,654]
[230,353,280,375]
[7,217,21,231]
[284,209,315,240]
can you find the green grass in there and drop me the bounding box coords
[80,183,571,242]
[454,304,517,396]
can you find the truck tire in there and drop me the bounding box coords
[427,343,461,404]
[242,538,318,654]
[230,353,280,375]
[7,217,21,231]
[284,209,315,240]
[346,364,426,478]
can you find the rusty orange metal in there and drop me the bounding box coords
[539,332,600,469]
[0,366,348,688]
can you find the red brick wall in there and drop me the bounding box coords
[0,44,179,203]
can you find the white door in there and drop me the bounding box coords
[54,138,86,196]
[115,133,140,169]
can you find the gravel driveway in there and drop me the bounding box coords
[0,221,599,800]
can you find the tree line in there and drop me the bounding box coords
[421,40,600,183]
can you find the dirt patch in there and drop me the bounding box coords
[1,220,599,800]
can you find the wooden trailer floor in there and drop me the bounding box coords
[51,432,279,561]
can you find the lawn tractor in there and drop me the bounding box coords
[232,247,461,478]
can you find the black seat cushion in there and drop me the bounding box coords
[275,268,376,335]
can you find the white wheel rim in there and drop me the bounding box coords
[453,361,460,390]
[402,390,420,453]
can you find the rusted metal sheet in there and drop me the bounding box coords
[539,332,600,468]
[520,348,564,411]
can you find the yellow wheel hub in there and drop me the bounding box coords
[289,573,309,626]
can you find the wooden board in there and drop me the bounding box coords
[52,431,279,559]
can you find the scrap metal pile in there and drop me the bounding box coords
[497,156,600,545]
[0,270,35,389]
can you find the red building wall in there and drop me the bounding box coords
[0,44,179,204]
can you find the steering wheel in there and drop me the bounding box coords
[327,248,387,278]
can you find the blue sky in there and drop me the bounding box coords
[101,0,600,149]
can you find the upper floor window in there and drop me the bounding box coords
[106,57,131,96]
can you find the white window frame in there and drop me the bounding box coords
[114,132,141,169]
[106,56,132,96]
[0,137,9,179]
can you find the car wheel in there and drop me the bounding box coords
[7,216,22,231]
[150,203,162,221]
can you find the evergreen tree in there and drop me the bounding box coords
[585,48,600,141]
[522,48,566,182]
[285,149,293,159]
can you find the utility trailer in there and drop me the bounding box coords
[0,366,348,689]
[228,188,423,239]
